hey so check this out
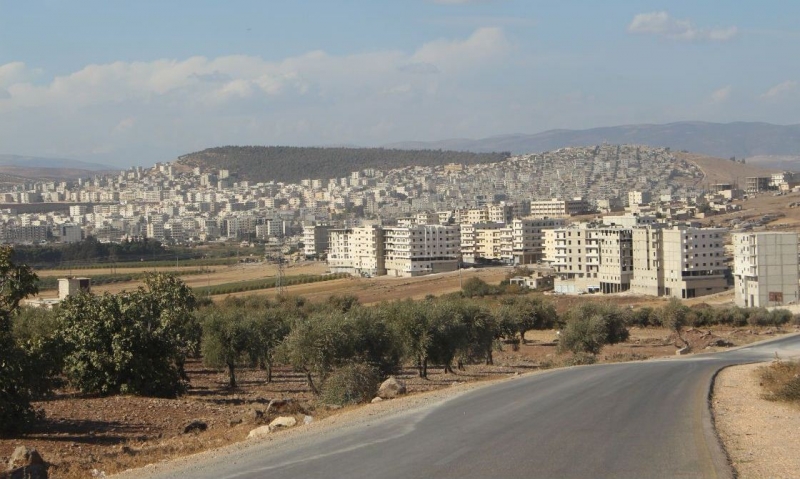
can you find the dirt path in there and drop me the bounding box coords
[713,363,800,479]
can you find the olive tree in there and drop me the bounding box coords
[559,303,630,355]
[0,246,39,435]
[58,274,198,397]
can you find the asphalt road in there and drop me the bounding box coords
[126,334,800,479]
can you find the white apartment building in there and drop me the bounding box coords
[511,218,566,265]
[549,224,597,293]
[327,225,385,277]
[529,198,590,218]
[602,213,657,228]
[632,226,727,299]
[547,224,632,294]
[384,224,460,277]
[628,190,651,207]
[733,232,799,307]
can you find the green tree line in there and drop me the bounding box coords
[177,146,510,184]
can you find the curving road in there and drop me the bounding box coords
[126,334,800,479]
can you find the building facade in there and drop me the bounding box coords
[733,232,799,307]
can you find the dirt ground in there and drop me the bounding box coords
[1,324,791,479]
[34,262,330,297]
[713,362,800,479]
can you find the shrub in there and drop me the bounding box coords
[320,363,379,406]
[563,352,597,366]
[759,360,800,403]
[461,277,494,298]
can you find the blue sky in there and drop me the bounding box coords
[1,1,799,166]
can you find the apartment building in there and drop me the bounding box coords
[547,224,633,294]
[745,177,771,194]
[632,226,727,299]
[602,213,657,228]
[302,223,331,259]
[627,190,651,207]
[510,218,566,265]
[384,224,460,277]
[327,225,385,276]
[460,222,505,264]
[549,224,597,293]
[529,198,590,218]
[733,232,799,307]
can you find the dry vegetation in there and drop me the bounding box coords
[758,360,800,403]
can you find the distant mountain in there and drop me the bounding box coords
[174,146,509,183]
[386,121,800,170]
[0,154,113,171]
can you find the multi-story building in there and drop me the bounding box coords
[733,232,799,307]
[327,225,385,276]
[745,177,771,194]
[460,222,504,264]
[627,190,651,207]
[510,218,566,265]
[384,224,460,277]
[58,224,83,243]
[549,224,597,293]
[632,226,727,299]
[529,198,591,218]
[302,223,331,259]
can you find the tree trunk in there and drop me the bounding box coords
[306,371,318,395]
[227,361,237,389]
[422,358,428,379]
[457,359,465,371]
[485,348,493,365]
[266,360,272,384]
[417,356,424,378]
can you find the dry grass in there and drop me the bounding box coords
[759,360,800,403]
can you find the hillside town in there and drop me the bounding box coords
[1,144,792,246]
[1,144,799,307]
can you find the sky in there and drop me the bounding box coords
[1,1,800,167]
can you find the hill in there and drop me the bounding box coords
[174,146,509,183]
[386,121,800,169]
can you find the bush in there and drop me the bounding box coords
[320,363,380,406]
[461,277,494,298]
[759,360,800,403]
[563,352,597,366]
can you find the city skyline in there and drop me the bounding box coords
[2,1,800,166]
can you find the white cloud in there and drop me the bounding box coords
[0,28,511,164]
[709,85,732,104]
[760,80,797,99]
[411,27,509,71]
[628,12,738,42]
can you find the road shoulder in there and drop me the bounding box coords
[712,362,800,479]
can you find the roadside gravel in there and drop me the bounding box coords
[713,362,800,479]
